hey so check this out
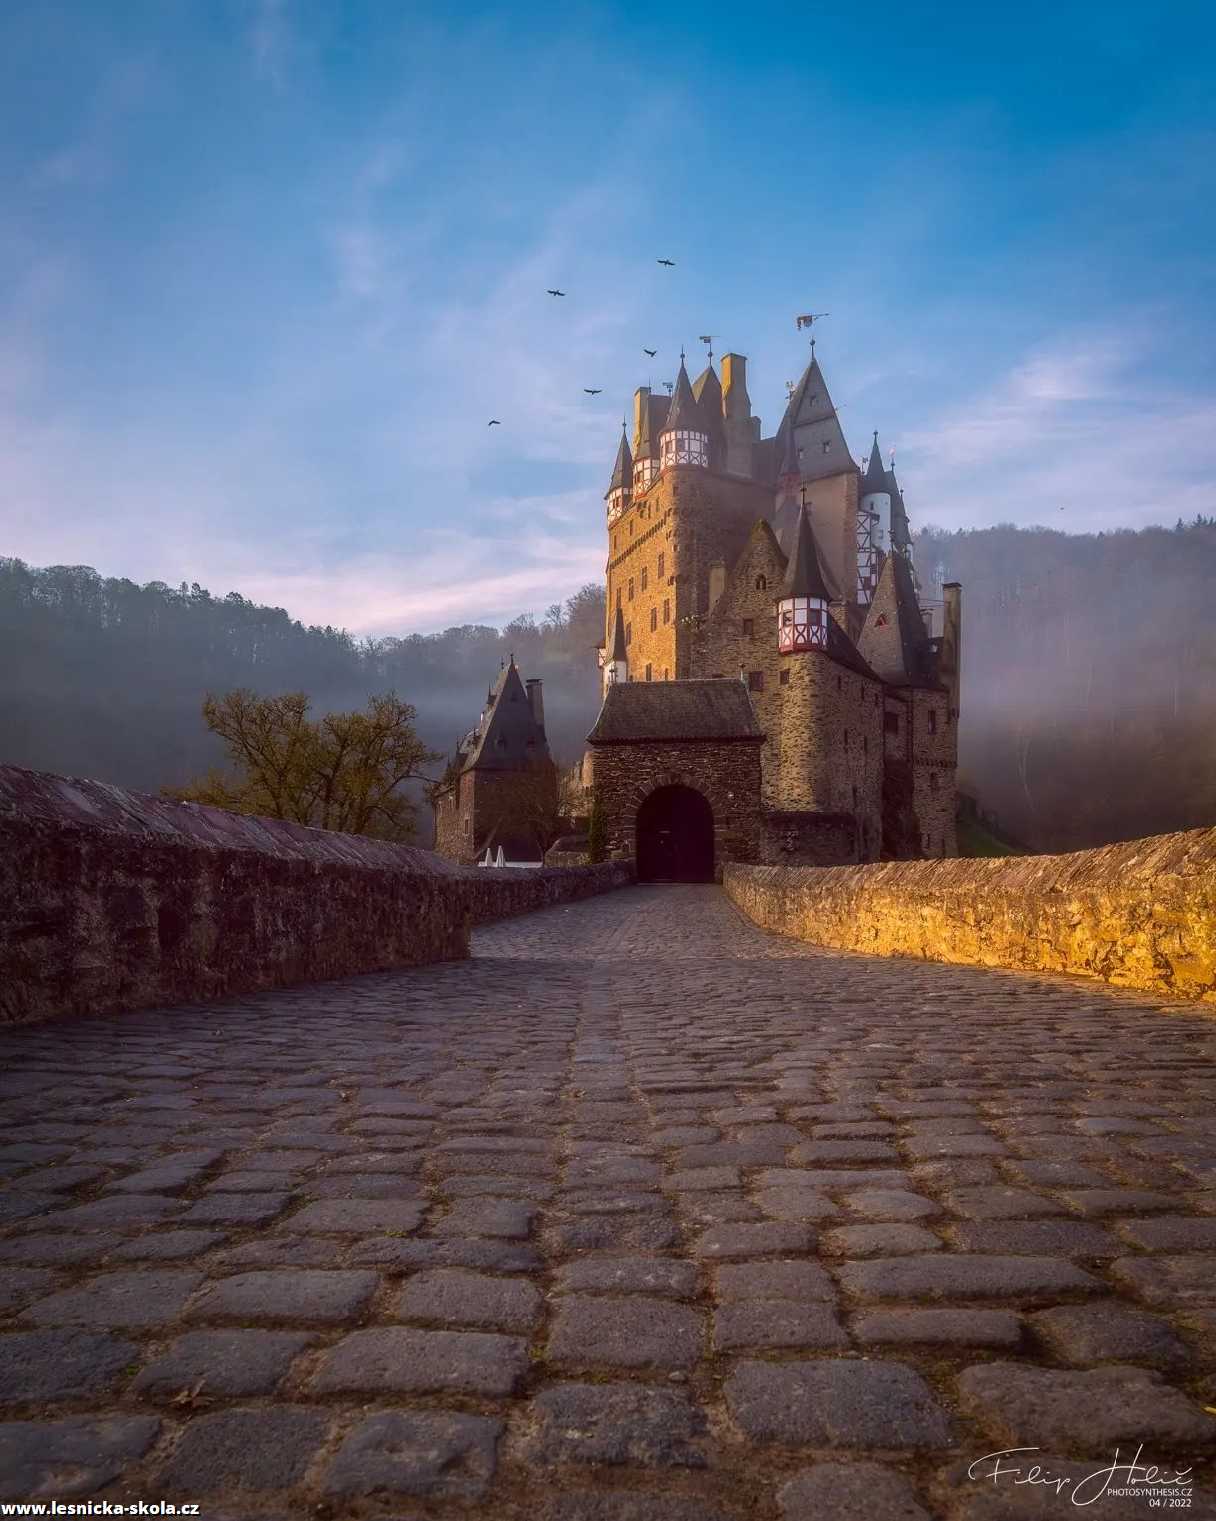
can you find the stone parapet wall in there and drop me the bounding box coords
[0,766,632,1026]
[724,827,1216,1003]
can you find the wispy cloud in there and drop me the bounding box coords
[902,330,1216,532]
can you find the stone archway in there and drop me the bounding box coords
[636,784,715,883]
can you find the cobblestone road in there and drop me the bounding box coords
[1,885,1215,1519]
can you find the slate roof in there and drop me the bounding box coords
[588,680,764,744]
[782,504,832,602]
[863,433,887,492]
[663,360,703,436]
[772,355,857,485]
[607,427,632,492]
[857,551,937,687]
[634,390,669,459]
[608,605,627,662]
[461,660,551,772]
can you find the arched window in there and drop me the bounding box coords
[755,574,767,591]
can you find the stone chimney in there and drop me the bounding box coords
[525,678,545,734]
[941,583,962,721]
[721,353,754,477]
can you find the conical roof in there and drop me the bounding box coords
[609,604,627,662]
[662,358,704,437]
[607,426,632,494]
[781,504,832,602]
[885,459,911,550]
[863,432,887,491]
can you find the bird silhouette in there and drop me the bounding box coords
[487,419,501,426]
[643,348,657,357]
[656,258,675,267]
[547,289,566,297]
[583,388,602,395]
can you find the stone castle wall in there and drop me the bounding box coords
[774,656,884,860]
[589,738,763,875]
[724,826,1216,1003]
[0,766,632,1026]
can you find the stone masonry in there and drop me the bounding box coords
[1,884,1214,1517]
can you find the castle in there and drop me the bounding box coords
[434,338,961,877]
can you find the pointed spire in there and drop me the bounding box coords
[663,353,702,437]
[608,425,632,493]
[864,431,886,489]
[609,604,627,662]
[781,503,832,602]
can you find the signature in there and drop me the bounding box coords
[968,1446,1193,1506]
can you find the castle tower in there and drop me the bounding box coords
[606,425,632,524]
[603,604,628,691]
[632,386,662,494]
[772,503,884,849]
[776,502,831,652]
[659,356,709,471]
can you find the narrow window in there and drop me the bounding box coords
[641,567,648,591]
[649,607,657,632]
[645,663,652,681]
[755,574,767,591]
[852,784,858,807]
[863,735,868,756]
[742,618,754,636]
[779,668,789,686]
[843,729,849,750]
[664,667,669,679]
[626,622,632,645]
[658,552,665,578]
[663,598,670,624]
[628,578,634,600]
[928,709,937,734]
[836,675,842,692]
[748,670,764,693]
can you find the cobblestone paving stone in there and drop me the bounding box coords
[1,883,1215,1518]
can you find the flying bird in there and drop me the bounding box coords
[583,388,602,395]
[487,419,501,426]
[547,289,566,297]
[643,348,657,357]
[656,258,675,267]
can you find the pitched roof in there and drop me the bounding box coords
[588,680,763,744]
[634,390,668,459]
[857,551,936,686]
[461,660,551,772]
[608,604,627,662]
[781,504,833,601]
[692,363,726,464]
[774,354,856,484]
[607,427,632,493]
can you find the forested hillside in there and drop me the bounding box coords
[1,518,1212,852]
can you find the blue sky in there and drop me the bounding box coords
[2,0,1214,634]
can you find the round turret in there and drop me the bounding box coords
[659,356,709,471]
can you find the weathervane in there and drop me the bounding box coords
[698,334,715,363]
